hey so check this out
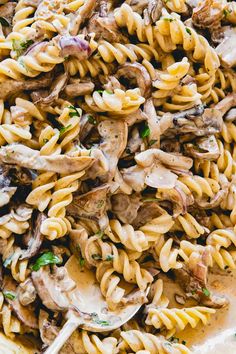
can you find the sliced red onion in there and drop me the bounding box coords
[59,36,91,60]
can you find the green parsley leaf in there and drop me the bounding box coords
[163,17,173,22]
[106,255,114,261]
[202,288,210,297]
[142,197,158,202]
[68,105,81,118]
[0,17,10,27]
[96,90,104,94]
[79,257,85,267]
[59,124,72,137]
[223,8,232,17]
[92,254,102,261]
[87,115,97,125]
[149,139,157,146]
[105,90,112,94]
[185,27,191,35]
[12,39,34,58]
[3,291,16,301]
[91,313,110,326]
[43,138,49,144]
[140,124,150,139]
[31,252,61,271]
[191,290,197,295]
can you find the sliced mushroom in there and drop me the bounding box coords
[135,148,193,171]
[184,136,220,160]
[125,127,142,156]
[225,107,236,122]
[214,93,236,116]
[20,213,46,260]
[0,73,53,100]
[0,144,94,174]
[122,164,149,192]
[125,0,149,14]
[116,63,152,98]
[216,27,236,67]
[31,266,78,312]
[0,2,16,26]
[17,279,37,306]
[39,310,60,347]
[65,79,95,98]
[87,13,128,42]
[132,202,166,228]
[111,193,142,224]
[36,72,68,105]
[167,106,223,137]
[67,184,109,229]
[143,0,163,24]
[98,120,128,181]
[2,276,38,328]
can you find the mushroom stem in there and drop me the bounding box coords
[44,313,83,354]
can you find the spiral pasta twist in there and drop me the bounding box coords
[26,172,57,212]
[179,240,236,270]
[221,122,236,144]
[178,175,220,199]
[77,330,117,354]
[105,220,149,252]
[40,216,71,241]
[152,236,182,272]
[3,247,29,283]
[96,41,160,65]
[118,330,191,354]
[206,228,236,249]
[145,306,215,335]
[0,207,32,239]
[84,236,153,290]
[85,88,145,115]
[39,125,61,156]
[152,57,190,105]
[66,57,114,77]
[165,0,188,13]
[216,139,236,181]
[139,214,174,245]
[0,99,32,146]
[96,262,126,310]
[114,4,156,46]
[161,83,202,111]
[155,9,220,72]
[0,295,23,339]
[173,213,206,239]
[0,39,64,80]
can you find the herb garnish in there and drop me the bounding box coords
[31,252,61,271]
[3,291,16,300]
[59,124,72,137]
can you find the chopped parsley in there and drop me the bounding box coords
[59,124,72,137]
[0,17,10,27]
[31,252,61,271]
[12,39,34,57]
[223,8,232,17]
[96,90,104,94]
[185,27,191,35]
[140,123,150,139]
[43,138,49,144]
[105,90,112,94]
[91,313,110,326]
[106,255,114,261]
[202,288,210,297]
[79,257,85,267]
[87,115,97,125]
[68,105,81,118]
[163,18,174,22]
[3,291,16,301]
[149,139,157,146]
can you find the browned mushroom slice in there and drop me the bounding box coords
[135,148,193,171]
[122,164,149,192]
[87,13,128,42]
[2,276,38,329]
[0,73,53,100]
[145,161,178,189]
[31,266,78,312]
[0,144,94,174]
[192,0,223,30]
[214,93,236,116]
[111,193,142,224]
[116,63,152,98]
[132,202,166,228]
[184,136,220,160]
[67,184,109,222]
[36,73,68,105]
[98,120,128,180]
[20,213,46,260]
[17,278,37,306]
[216,28,236,67]
[143,0,163,24]
[0,2,16,26]
[65,79,95,98]
[125,0,149,14]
